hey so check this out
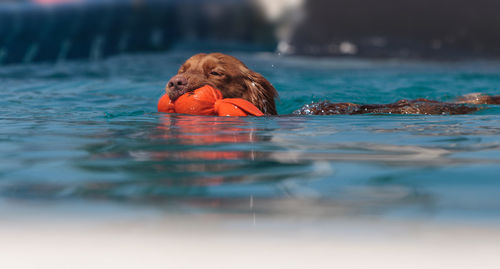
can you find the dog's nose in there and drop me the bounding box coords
[167,75,188,90]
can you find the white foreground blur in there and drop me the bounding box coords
[1,200,499,269]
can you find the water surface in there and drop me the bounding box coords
[1,51,500,221]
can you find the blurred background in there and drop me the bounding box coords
[2,0,500,64]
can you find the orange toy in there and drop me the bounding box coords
[157,85,264,117]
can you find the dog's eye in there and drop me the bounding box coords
[210,71,223,76]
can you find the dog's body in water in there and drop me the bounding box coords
[167,53,500,116]
[294,97,497,115]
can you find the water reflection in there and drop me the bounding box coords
[1,114,455,218]
[3,112,500,219]
[68,115,319,202]
[151,114,261,160]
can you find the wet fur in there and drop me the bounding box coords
[169,53,500,116]
[167,53,278,115]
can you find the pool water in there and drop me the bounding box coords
[1,50,500,220]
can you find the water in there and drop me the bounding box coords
[1,51,500,221]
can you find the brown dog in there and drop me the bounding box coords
[166,53,278,115]
[294,91,500,115]
[167,53,499,115]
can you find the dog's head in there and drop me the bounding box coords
[166,53,278,115]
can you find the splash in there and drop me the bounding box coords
[254,0,305,54]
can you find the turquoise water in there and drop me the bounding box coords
[1,51,500,220]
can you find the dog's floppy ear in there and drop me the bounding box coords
[240,68,278,115]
